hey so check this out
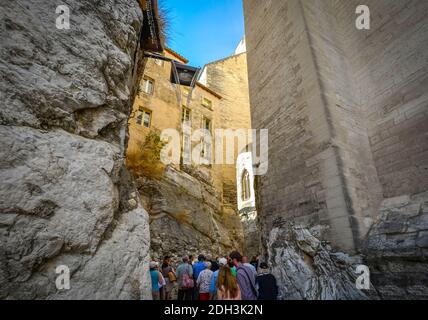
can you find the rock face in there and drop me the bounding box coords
[0,0,151,299]
[240,210,259,259]
[364,192,428,299]
[138,166,243,262]
[266,224,376,300]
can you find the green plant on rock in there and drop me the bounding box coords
[127,130,167,179]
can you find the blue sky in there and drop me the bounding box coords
[162,0,245,67]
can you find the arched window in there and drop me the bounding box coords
[241,169,251,201]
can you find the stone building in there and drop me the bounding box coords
[127,47,224,191]
[243,0,428,299]
[126,46,251,260]
[199,39,257,256]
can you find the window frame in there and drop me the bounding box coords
[136,108,152,128]
[182,87,190,97]
[200,117,212,160]
[241,169,251,201]
[182,107,192,124]
[182,133,192,164]
[201,97,213,109]
[202,116,212,132]
[141,77,154,95]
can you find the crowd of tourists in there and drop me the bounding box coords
[149,251,278,300]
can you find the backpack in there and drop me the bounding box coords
[168,270,177,282]
[237,265,258,299]
[182,266,194,289]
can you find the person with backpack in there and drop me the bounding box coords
[161,256,176,300]
[230,251,257,300]
[176,255,194,300]
[256,262,279,300]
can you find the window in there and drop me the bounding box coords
[202,98,212,109]
[141,78,154,95]
[182,134,191,164]
[202,117,211,132]
[136,109,152,128]
[182,87,190,97]
[241,170,251,201]
[182,107,191,124]
[143,111,151,128]
[201,117,212,161]
[200,139,212,160]
[136,113,143,125]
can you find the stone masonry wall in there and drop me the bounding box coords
[244,0,428,253]
[244,0,428,298]
[336,0,428,198]
[0,0,152,299]
[203,53,252,210]
[244,0,356,252]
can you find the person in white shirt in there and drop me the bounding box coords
[196,262,213,300]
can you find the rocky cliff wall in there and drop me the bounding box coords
[0,0,151,299]
[364,192,428,299]
[265,224,377,300]
[138,166,243,262]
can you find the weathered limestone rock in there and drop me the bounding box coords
[364,192,428,300]
[138,166,243,262]
[240,210,259,258]
[266,224,376,300]
[0,0,151,299]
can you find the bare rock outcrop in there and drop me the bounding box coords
[138,166,243,262]
[266,224,377,300]
[364,192,428,299]
[0,0,151,299]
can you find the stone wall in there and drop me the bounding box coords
[0,0,151,299]
[243,0,428,298]
[244,0,428,251]
[339,0,428,198]
[202,53,252,210]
